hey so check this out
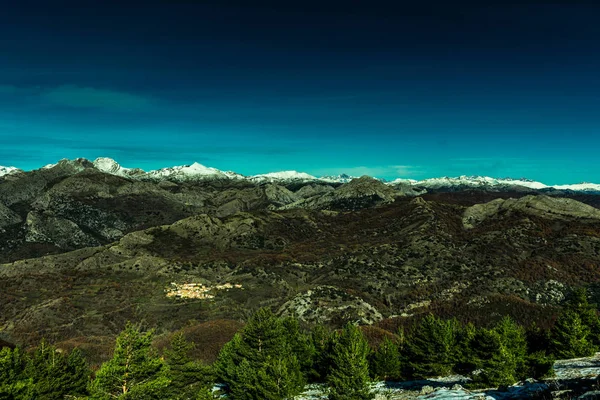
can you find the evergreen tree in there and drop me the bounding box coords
[551,309,595,359]
[165,333,213,399]
[195,387,213,400]
[494,316,528,378]
[470,328,518,387]
[369,337,401,381]
[327,323,374,400]
[214,308,305,399]
[470,317,529,387]
[24,340,90,399]
[237,308,287,363]
[564,288,600,347]
[281,317,315,378]
[214,333,243,388]
[525,323,555,379]
[89,322,170,399]
[404,315,461,378]
[256,355,305,400]
[525,351,555,380]
[454,322,476,375]
[0,346,30,399]
[310,324,334,382]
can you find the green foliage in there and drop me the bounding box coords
[551,309,595,359]
[454,322,476,375]
[89,322,170,399]
[469,317,528,388]
[214,308,305,399]
[494,317,528,377]
[404,315,461,378]
[281,317,315,378]
[195,387,214,399]
[369,337,401,381]
[237,307,287,363]
[23,340,89,400]
[564,288,600,348]
[470,329,517,387]
[310,324,334,382]
[165,333,214,400]
[0,346,29,399]
[525,351,555,380]
[327,323,374,400]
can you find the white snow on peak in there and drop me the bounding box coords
[0,166,20,177]
[144,162,244,181]
[93,157,132,176]
[388,178,419,185]
[318,174,358,184]
[251,170,317,182]
[5,157,600,193]
[552,182,600,192]
[392,175,549,190]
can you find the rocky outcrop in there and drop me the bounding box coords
[0,202,21,231]
[280,176,402,211]
[294,184,335,199]
[463,195,600,228]
[279,285,383,325]
[25,211,100,249]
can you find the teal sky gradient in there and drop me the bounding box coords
[1,2,599,184]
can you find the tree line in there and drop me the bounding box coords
[1,288,599,399]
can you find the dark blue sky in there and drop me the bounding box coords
[1,1,599,183]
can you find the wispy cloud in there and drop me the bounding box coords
[311,165,423,179]
[0,83,156,111]
[40,85,155,111]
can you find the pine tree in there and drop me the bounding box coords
[327,323,374,400]
[564,288,600,348]
[165,332,213,399]
[454,322,477,375]
[237,307,287,364]
[525,323,555,379]
[310,324,334,382]
[281,317,315,378]
[89,322,170,399]
[494,316,528,378]
[256,355,305,400]
[24,340,90,399]
[0,346,30,399]
[214,333,243,388]
[214,308,305,399]
[369,337,401,381]
[195,386,214,399]
[470,328,518,387]
[470,317,529,388]
[551,309,595,359]
[404,315,460,378]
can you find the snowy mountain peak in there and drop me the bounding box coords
[93,157,127,175]
[251,170,317,182]
[5,157,600,193]
[0,166,21,177]
[318,173,358,183]
[144,162,244,181]
[399,175,550,191]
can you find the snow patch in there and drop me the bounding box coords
[0,166,20,177]
[251,170,317,182]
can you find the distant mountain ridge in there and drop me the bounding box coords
[1,157,600,192]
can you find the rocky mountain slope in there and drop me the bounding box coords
[1,160,600,361]
[2,157,600,363]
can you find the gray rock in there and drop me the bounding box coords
[0,202,21,231]
[463,195,600,228]
[25,211,100,249]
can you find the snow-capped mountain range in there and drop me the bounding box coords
[1,157,599,192]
